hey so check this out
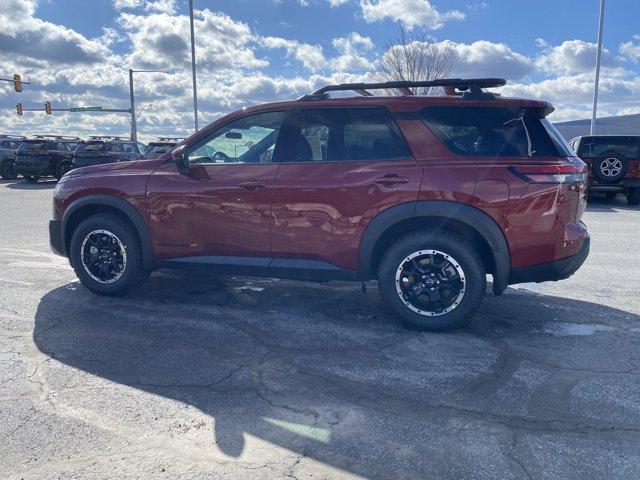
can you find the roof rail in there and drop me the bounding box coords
[302,78,506,100]
[88,135,131,141]
[0,134,27,139]
[33,134,82,140]
[157,137,185,141]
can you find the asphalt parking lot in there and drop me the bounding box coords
[1,179,639,479]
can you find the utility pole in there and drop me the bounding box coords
[590,0,606,135]
[189,0,199,132]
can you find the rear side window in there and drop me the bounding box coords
[419,106,569,158]
[19,141,46,151]
[292,107,411,162]
[577,137,638,158]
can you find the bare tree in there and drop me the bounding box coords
[374,27,455,96]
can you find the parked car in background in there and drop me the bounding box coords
[72,136,144,169]
[50,78,589,331]
[141,137,184,159]
[0,135,26,180]
[13,135,81,182]
[569,135,640,206]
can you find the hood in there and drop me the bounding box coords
[71,159,142,175]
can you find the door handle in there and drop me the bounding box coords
[374,175,410,187]
[238,181,267,190]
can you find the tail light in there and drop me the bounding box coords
[508,164,587,184]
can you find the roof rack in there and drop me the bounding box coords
[157,137,185,141]
[88,136,131,141]
[0,134,27,139]
[33,135,82,140]
[301,78,506,101]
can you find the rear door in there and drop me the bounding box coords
[270,106,421,273]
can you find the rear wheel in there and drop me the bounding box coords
[0,159,17,180]
[627,188,640,207]
[377,230,486,331]
[23,175,39,183]
[69,213,149,295]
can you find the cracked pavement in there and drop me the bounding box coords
[1,180,640,479]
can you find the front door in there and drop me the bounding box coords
[270,106,422,273]
[147,110,288,262]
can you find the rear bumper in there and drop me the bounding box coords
[509,234,590,285]
[49,219,65,257]
[588,179,640,191]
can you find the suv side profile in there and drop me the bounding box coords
[50,78,590,330]
[14,135,81,182]
[71,136,145,169]
[0,135,26,180]
[569,135,640,206]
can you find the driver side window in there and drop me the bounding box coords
[188,111,286,165]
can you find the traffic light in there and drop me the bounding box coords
[45,101,52,115]
[13,74,22,92]
[16,103,23,116]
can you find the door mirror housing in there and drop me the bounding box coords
[225,131,243,140]
[172,145,189,175]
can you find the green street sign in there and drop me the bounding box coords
[85,106,102,111]
[69,107,86,112]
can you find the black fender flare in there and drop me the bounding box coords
[358,200,510,295]
[61,195,155,270]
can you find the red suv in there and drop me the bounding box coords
[49,78,589,330]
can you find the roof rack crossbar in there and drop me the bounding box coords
[157,137,185,141]
[88,135,130,141]
[33,135,81,140]
[310,78,506,96]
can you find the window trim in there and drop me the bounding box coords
[283,105,414,164]
[185,109,292,166]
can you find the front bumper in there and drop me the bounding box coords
[509,234,590,285]
[14,162,50,176]
[49,219,65,257]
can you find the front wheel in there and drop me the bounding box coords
[23,175,39,183]
[0,159,17,180]
[69,213,149,295]
[377,230,486,331]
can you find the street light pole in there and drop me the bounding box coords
[189,0,199,132]
[129,69,137,141]
[128,69,168,142]
[590,0,606,136]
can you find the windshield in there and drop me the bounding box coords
[18,141,47,151]
[76,141,107,152]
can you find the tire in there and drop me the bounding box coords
[69,213,149,295]
[627,188,640,207]
[377,230,486,331]
[0,159,17,180]
[56,162,72,180]
[23,175,39,183]
[605,191,617,200]
[592,150,628,184]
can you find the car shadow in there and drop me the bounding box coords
[33,270,640,478]
[586,193,637,212]
[5,179,57,189]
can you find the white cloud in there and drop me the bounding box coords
[330,32,374,71]
[443,40,533,80]
[620,36,640,62]
[262,37,327,71]
[536,39,620,75]
[360,0,465,30]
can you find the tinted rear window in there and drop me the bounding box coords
[293,107,411,162]
[19,141,47,151]
[577,137,639,158]
[76,141,107,152]
[419,106,571,158]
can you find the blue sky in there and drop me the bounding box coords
[2,0,640,141]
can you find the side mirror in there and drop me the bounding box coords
[225,131,243,140]
[172,145,189,175]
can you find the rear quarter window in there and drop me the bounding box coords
[419,106,565,158]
